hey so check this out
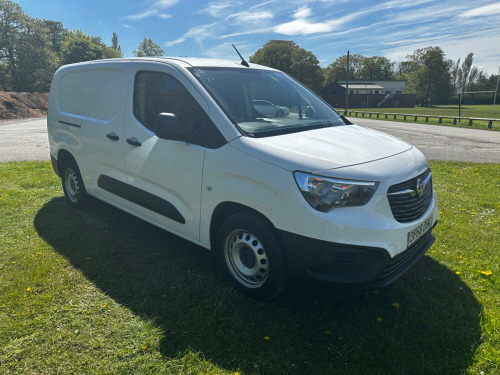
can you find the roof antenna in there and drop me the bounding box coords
[232,44,249,67]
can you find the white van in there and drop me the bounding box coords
[47,57,438,300]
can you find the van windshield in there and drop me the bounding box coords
[188,67,345,137]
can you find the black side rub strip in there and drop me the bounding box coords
[97,175,185,224]
[59,121,81,128]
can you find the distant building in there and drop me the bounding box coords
[322,80,414,108]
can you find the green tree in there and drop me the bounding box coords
[250,40,323,92]
[359,56,395,80]
[451,53,485,92]
[0,0,27,90]
[133,38,164,57]
[323,54,364,88]
[60,30,121,65]
[111,31,121,53]
[60,30,101,64]
[41,19,68,57]
[12,18,58,91]
[405,46,453,106]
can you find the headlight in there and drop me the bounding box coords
[294,172,379,212]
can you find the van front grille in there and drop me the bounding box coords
[387,169,433,223]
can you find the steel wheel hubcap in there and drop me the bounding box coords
[64,168,80,203]
[224,230,269,288]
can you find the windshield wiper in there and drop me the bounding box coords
[250,123,328,138]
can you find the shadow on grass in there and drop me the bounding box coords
[35,198,482,374]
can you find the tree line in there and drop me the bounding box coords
[250,40,498,106]
[0,0,164,92]
[0,0,497,105]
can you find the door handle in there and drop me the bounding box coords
[126,137,142,147]
[106,132,119,141]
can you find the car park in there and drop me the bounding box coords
[252,99,290,117]
[47,57,438,300]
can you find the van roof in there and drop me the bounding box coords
[64,57,277,71]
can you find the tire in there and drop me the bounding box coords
[275,109,284,118]
[216,212,287,300]
[60,158,89,208]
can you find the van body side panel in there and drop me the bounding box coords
[199,144,291,247]
[48,62,130,204]
[47,66,89,168]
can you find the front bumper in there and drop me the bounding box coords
[279,223,436,287]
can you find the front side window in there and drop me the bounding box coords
[133,71,225,148]
[189,67,345,138]
[133,72,185,132]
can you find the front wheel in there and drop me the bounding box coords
[275,109,284,118]
[216,212,287,300]
[60,158,89,208]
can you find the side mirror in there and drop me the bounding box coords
[154,113,194,142]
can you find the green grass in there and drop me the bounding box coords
[344,105,500,130]
[0,161,499,374]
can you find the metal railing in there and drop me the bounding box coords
[346,110,499,129]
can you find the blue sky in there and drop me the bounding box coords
[16,0,500,75]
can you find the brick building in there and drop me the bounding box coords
[322,80,415,108]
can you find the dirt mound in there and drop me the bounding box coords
[0,92,49,119]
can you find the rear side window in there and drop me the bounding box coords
[86,69,124,121]
[57,68,124,121]
[58,71,87,116]
[133,71,225,148]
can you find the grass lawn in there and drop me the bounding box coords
[344,105,500,131]
[0,161,498,374]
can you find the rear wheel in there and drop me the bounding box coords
[60,158,89,208]
[216,212,287,300]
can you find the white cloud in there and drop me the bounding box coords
[216,27,273,40]
[121,0,178,21]
[198,1,241,18]
[165,23,217,47]
[293,6,311,19]
[460,3,500,18]
[274,19,332,35]
[164,0,275,47]
[235,11,273,23]
[122,23,131,29]
[274,5,369,36]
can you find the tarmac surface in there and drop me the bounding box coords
[349,117,500,163]
[0,118,50,162]
[0,117,499,163]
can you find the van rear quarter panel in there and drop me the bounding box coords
[48,62,130,194]
[48,65,91,163]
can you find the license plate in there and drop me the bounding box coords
[407,215,433,247]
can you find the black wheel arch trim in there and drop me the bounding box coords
[97,175,185,224]
[51,155,60,177]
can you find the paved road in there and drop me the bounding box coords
[0,118,49,162]
[1,117,499,163]
[349,117,500,163]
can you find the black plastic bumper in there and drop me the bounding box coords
[278,227,435,287]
